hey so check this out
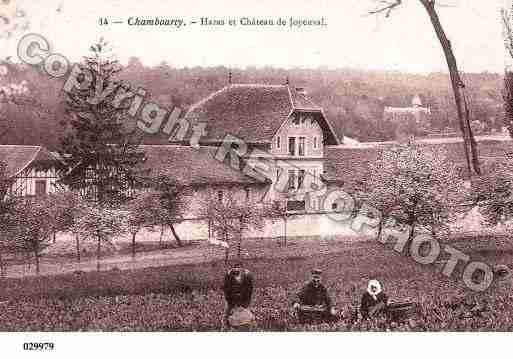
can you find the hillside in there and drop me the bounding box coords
[0,60,505,148]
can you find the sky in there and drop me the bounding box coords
[0,0,510,73]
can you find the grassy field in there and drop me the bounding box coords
[1,235,513,331]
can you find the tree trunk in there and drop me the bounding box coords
[420,0,480,176]
[34,243,40,275]
[159,225,164,247]
[224,234,229,264]
[237,216,242,258]
[406,221,416,257]
[131,231,137,259]
[169,223,183,247]
[53,232,56,244]
[96,234,101,272]
[376,219,383,243]
[0,249,5,278]
[75,234,81,263]
[283,215,287,247]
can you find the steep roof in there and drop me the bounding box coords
[0,145,57,178]
[140,145,269,187]
[182,84,340,146]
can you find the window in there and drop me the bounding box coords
[298,137,305,156]
[298,169,305,189]
[288,137,296,156]
[288,170,296,190]
[292,113,300,126]
[276,136,281,149]
[35,180,47,197]
[314,137,318,149]
[217,190,223,202]
[287,200,306,212]
[332,203,338,211]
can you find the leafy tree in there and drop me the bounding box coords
[72,203,127,271]
[199,191,266,263]
[58,39,146,206]
[268,200,289,246]
[363,142,465,248]
[8,198,55,275]
[152,176,186,247]
[46,190,85,262]
[476,161,513,229]
[0,162,17,276]
[124,190,162,258]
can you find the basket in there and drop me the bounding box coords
[386,302,420,322]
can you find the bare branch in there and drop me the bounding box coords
[368,0,402,17]
[502,7,513,60]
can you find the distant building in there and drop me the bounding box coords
[383,94,431,125]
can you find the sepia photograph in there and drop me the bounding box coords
[1,0,513,356]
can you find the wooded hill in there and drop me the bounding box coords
[0,59,504,148]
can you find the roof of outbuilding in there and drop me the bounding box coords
[140,145,269,187]
[182,84,340,146]
[323,139,513,191]
[0,145,57,178]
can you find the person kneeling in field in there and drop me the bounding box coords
[292,269,337,322]
[360,279,388,320]
[222,261,254,328]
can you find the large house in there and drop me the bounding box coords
[383,95,431,124]
[177,84,342,212]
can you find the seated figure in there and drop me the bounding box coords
[292,269,337,322]
[360,279,388,320]
[222,261,254,328]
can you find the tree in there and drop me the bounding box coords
[199,191,266,263]
[369,0,480,176]
[124,190,162,258]
[0,161,17,276]
[46,190,84,262]
[152,175,186,247]
[364,142,465,248]
[58,39,146,206]
[475,161,513,229]
[9,198,55,275]
[268,200,289,246]
[72,203,126,271]
[502,6,513,137]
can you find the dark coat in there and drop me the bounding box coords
[295,281,333,309]
[360,291,388,319]
[223,269,253,308]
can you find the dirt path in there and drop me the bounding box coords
[3,236,372,278]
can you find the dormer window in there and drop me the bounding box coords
[292,113,300,126]
[276,136,281,149]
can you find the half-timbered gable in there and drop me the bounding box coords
[0,145,60,198]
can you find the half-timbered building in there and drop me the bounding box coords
[0,145,60,198]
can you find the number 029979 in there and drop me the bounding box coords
[23,342,55,351]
